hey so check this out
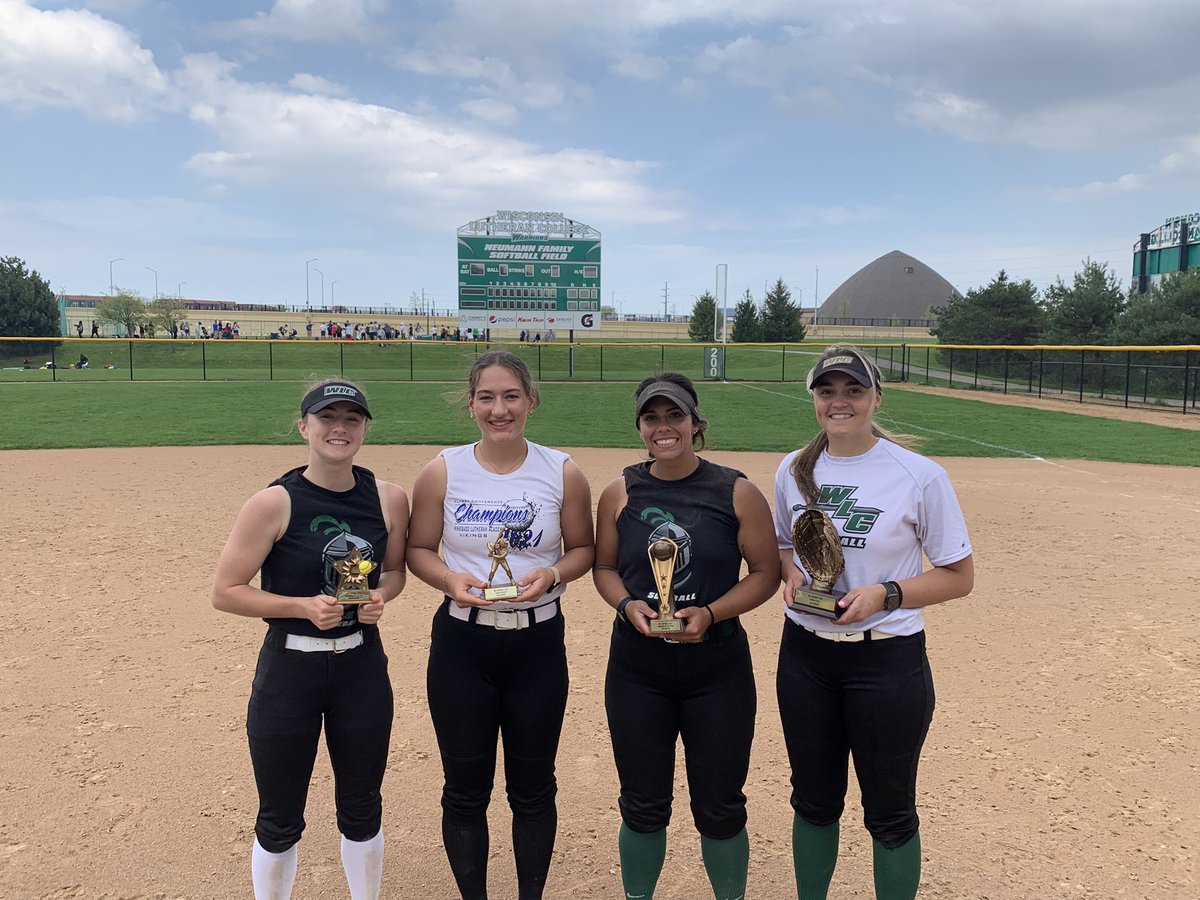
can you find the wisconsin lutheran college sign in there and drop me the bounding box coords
[457,211,602,332]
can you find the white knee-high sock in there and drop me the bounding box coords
[251,838,298,900]
[342,830,384,900]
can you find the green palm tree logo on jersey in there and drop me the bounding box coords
[310,515,351,535]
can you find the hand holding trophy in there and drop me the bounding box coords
[647,537,685,634]
[332,546,378,604]
[483,526,521,600]
[789,509,846,619]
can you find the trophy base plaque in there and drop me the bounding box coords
[482,584,521,601]
[649,617,685,634]
[790,587,845,620]
[336,588,373,605]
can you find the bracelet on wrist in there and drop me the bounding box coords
[616,596,635,622]
[704,606,716,627]
[548,565,562,588]
[441,570,451,595]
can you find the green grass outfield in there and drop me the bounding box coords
[2,379,1196,466]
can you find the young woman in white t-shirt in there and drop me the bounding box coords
[406,351,594,900]
[774,345,974,900]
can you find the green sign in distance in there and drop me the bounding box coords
[456,234,602,332]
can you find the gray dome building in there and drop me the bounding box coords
[816,250,959,325]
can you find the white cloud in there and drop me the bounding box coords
[0,0,171,121]
[289,73,351,97]
[174,54,685,226]
[610,52,669,82]
[461,97,518,126]
[220,0,386,43]
[1050,139,1200,200]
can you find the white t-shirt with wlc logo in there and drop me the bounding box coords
[774,439,972,636]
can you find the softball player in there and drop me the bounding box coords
[774,346,974,900]
[406,351,594,900]
[593,373,779,900]
[212,379,409,900]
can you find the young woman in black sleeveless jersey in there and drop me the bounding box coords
[212,379,409,900]
[593,372,780,900]
[406,351,594,900]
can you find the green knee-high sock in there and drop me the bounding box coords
[792,815,839,900]
[618,822,667,900]
[872,832,921,900]
[699,828,749,900]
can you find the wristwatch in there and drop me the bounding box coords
[882,581,903,612]
[616,596,635,622]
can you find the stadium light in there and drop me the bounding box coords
[145,266,158,299]
[306,258,319,307]
[109,258,124,295]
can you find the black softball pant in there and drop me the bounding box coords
[776,622,934,849]
[604,617,756,839]
[247,627,394,853]
[426,601,569,827]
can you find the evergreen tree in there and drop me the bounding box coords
[731,289,761,343]
[931,270,1043,345]
[0,256,59,338]
[688,290,717,342]
[1042,260,1126,345]
[760,278,805,343]
[1113,270,1200,345]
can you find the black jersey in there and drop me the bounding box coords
[260,465,388,637]
[616,459,744,611]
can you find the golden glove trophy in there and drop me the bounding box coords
[332,546,377,604]
[647,537,685,634]
[482,526,521,601]
[789,509,846,619]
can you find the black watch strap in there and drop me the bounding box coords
[616,596,635,622]
[883,581,903,612]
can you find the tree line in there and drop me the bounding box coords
[688,278,807,343]
[931,261,1200,347]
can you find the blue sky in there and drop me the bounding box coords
[2,0,1197,316]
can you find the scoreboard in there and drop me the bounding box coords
[457,211,601,333]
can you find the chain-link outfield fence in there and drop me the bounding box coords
[3,337,1197,413]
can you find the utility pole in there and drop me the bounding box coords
[662,282,669,321]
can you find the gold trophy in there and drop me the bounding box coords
[332,546,377,604]
[482,526,521,601]
[647,537,685,634]
[789,509,846,619]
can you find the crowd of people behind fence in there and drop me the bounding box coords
[76,319,565,342]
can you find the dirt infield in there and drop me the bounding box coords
[1,446,1197,899]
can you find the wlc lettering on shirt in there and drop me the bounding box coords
[818,485,882,537]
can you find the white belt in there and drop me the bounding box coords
[451,599,560,630]
[284,630,365,653]
[801,624,897,643]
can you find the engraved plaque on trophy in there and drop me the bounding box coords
[647,537,685,634]
[482,526,521,601]
[332,546,377,604]
[790,509,847,619]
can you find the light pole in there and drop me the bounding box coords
[714,263,728,343]
[145,266,158,299]
[306,258,319,307]
[178,281,186,299]
[109,257,124,295]
[331,280,338,307]
[314,267,325,306]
